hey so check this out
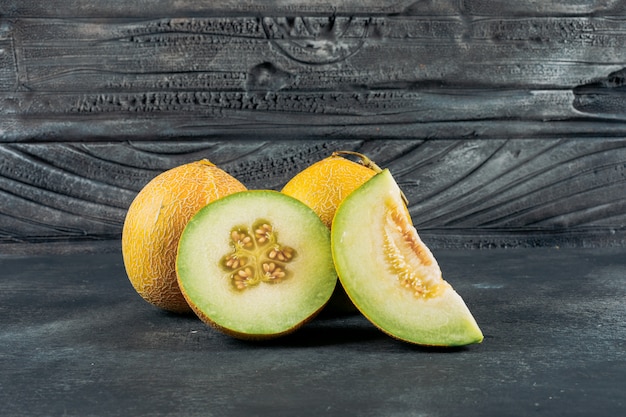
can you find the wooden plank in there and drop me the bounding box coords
[4,0,626,18]
[1,2,625,251]
[1,10,626,140]
[1,139,624,250]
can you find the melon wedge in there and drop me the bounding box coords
[331,169,483,346]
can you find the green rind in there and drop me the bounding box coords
[176,190,337,339]
[331,170,483,347]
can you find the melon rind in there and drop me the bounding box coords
[176,190,337,339]
[331,170,483,346]
[281,154,376,229]
[121,160,247,314]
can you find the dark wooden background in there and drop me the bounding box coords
[2,0,625,254]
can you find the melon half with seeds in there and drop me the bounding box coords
[331,169,483,346]
[176,190,337,340]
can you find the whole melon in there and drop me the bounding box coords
[122,159,246,313]
[281,152,377,229]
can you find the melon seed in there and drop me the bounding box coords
[220,220,297,290]
[383,200,444,299]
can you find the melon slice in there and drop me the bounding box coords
[331,170,483,346]
[176,190,337,340]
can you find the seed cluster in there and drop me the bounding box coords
[383,204,442,299]
[220,220,297,290]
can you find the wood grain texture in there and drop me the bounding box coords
[1,1,625,252]
[1,3,626,140]
[1,139,624,251]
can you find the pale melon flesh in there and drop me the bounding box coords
[176,190,337,340]
[331,170,483,346]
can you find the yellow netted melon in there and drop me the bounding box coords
[281,151,378,229]
[122,160,246,314]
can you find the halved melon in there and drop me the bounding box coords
[331,169,483,346]
[176,190,337,340]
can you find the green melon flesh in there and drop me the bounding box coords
[176,190,337,340]
[331,170,483,346]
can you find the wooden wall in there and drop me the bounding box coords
[1,1,625,253]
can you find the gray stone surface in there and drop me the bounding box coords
[1,247,624,416]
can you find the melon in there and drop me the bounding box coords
[122,160,246,314]
[176,190,337,339]
[281,151,377,229]
[331,169,483,346]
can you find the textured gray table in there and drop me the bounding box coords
[1,247,624,417]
